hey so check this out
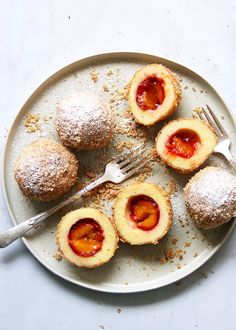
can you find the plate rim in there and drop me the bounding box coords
[2,51,236,293]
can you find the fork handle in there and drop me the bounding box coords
[0,175,106,248]
[222,149,236,172]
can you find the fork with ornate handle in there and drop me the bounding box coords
[0,144,151,248]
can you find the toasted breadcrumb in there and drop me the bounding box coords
[172,238,178,245]
[53,251,62,261]
[178,215,191,228]
[184,241,191,247]
[194,107,203,114]
[24,113,41,133]
[157,248,185,266]
[165,249,175,260]
[90,69,99,83]
[134,164,152,182]
[79,178,123,209]
[84,169,96,180]
[151,148,158,158]
[103,85,109,92]
[106,69,113,76]
[113,83,129,101]
[114,140,137,153]
[166,180,178,195]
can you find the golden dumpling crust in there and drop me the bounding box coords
[114,182,172,245]
[128,64,181,126]
[56,92,114,150]
[56,208,119,268]
[14,138,78,201]
[155,118,217,173]
[184,166,236,229]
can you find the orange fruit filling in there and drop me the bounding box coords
[165,129,200,159]
[136,76,165,111]
[129,195,160,231]
[68,218,104,257]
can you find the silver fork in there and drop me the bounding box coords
[0,144,151,248]
[194,104,236,170]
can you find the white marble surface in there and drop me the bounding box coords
[0,1,236,329]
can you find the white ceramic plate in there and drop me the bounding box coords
[2,52,236,293]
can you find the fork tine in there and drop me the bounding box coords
[124,157,151,178]
[201,106,222,137]
[114,144,145,163]
[119,146,148,168]
[206,104,228,136]
[195,109,206,121]
[122,151,151,172]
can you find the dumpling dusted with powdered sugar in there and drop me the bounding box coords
[184,166,236,229]
[14,139,78,201]
[55,92,114,151]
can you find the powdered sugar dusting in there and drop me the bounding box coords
[14,139,78,201]
[56,92,114,150]
[184,166,236,229]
